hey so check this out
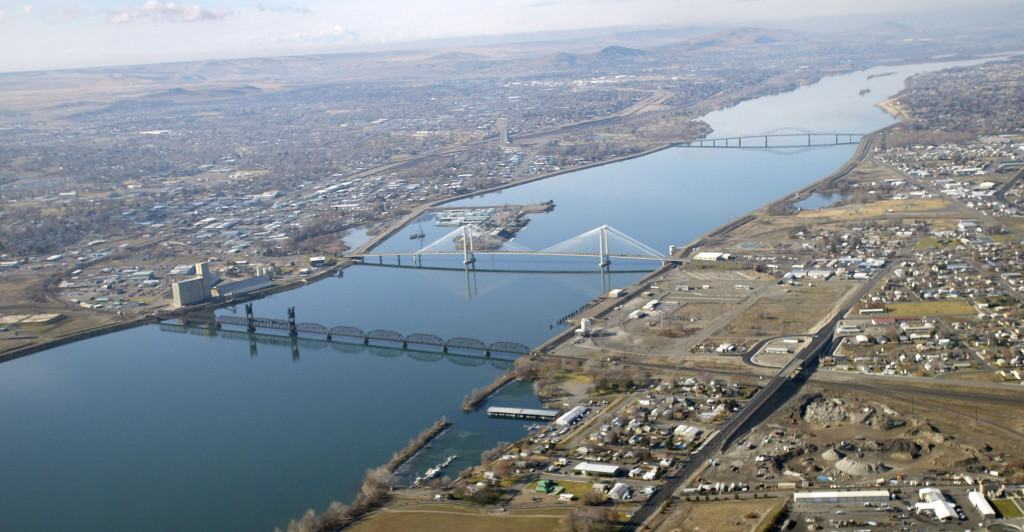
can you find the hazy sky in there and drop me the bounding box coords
[0,0,1018,72]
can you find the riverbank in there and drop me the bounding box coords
[461,373,517,411]
[387,418,453,476]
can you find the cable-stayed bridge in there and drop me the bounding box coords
[351,224,676,267]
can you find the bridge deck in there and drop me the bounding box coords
[683,132,864,149]
[352,250,678,261]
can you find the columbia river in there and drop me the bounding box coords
[0,58,995,531]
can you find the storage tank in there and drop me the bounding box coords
[578,318,593,337]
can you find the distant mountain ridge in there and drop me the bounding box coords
[685,27,805,49]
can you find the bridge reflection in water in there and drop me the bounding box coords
[157,321,517,370]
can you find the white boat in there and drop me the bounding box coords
[423,455,458,479]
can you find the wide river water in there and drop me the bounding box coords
[0,58,996,531]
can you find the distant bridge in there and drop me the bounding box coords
[171,304,532,357]
[681,132,864,149]
[352,224,676,267]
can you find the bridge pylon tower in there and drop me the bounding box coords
[598,225,610,267]
[245,302,256,333]
[462,225,476,265]
[287,307,297,337]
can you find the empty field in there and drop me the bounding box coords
[993,498,1023,518]
[655,497,787,532]
[347,504,572,532]
[884,301,975,316]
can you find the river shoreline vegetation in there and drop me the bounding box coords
[279,418,451,532]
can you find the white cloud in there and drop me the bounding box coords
[1,0,1022,72]
[255,3,313,14]
[22,5,32,15]
[109,1,230,24]
[274,24,359,44]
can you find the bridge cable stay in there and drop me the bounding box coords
[416,224,533,255]
[539,225,665,265]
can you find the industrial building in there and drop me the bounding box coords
[213,275,272,298]
[575,318,593,338]
[967,490,995,518]
[129,270,154,282]
[673,424,701,446]
[914,487,956,521]
[169,264,196,277]
[171,262,215,307]
[573,462,622,477]
[555,405,587,426]
[793,489,890,504]
[693,252,733,261]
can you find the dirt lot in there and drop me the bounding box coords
[704,382,1024,492]
[654,497,787,532]
[712,280,856,344]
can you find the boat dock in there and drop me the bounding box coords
[486,406,561,420]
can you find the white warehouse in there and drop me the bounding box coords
[556,406,587,426]
[968,490,995,518]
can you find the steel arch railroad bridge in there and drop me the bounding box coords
[173,304,532,357]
